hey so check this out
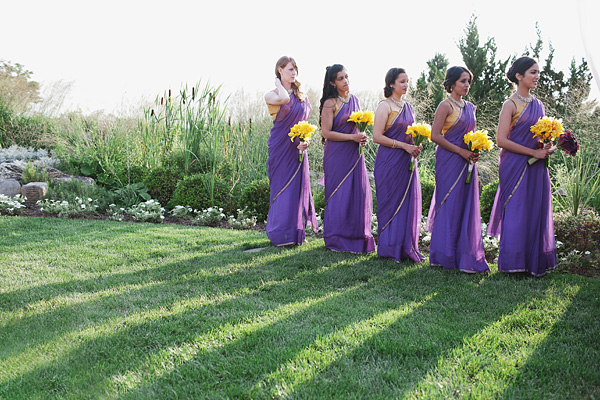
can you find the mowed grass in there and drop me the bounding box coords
[0,216,598,399]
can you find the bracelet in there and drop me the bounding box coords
[391,140,397,149]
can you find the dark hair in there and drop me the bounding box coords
[318,64,345,127]
[383,68,406,98]
[275,56,305,100]
[507,56,538,85]
[442,66,473,93]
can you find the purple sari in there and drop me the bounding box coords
[374,102,425,262]
[266,94,318,246]
[323,94,375,253]
[426,101,489,273]
[487,98,556,276]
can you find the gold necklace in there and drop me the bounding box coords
[515,92,533,103]
[338,93,351,104]
[389,96,405,109]
[447,96,465,109]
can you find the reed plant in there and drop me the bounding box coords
[552,148,600,216]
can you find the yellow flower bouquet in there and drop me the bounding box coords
[406,122,432,171]
[463,130,494,183]
[288,120,317,162]
[347,110,374,154]
[528,116,564,167]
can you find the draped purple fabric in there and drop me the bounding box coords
[374,102,425,262]
[487,98,556,276]
[266,94,318,246]
[323,94,375,253]
[426,101,489,273]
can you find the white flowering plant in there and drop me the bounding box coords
[0,194,26,215]
[227,207,258,230]
[194,206,226,227]
[127,199,164,223]
[170,205,195,219]
[107,203,126,221]
[38,197,98,218]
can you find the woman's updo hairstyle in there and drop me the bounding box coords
[442,66,473,93]
[384,68,406,98]
[506,56,537,85]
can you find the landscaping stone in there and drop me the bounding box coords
[21,182,48,203]
[0,162,95,185]
[0,179,22,196]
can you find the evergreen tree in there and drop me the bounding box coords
[458,15,512,129]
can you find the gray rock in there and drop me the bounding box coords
[0,162,95,185]
[0,179,22,196]
[21,182,49,203]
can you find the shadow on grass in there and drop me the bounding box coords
[0,251,415,397]
[499,278,600,399]
[114,269,542,398]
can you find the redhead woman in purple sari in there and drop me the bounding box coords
[319,64,375,253]
[487,57,557,276]
[264,56,318,246]
[373,68,425,263]
[426,66,489,273]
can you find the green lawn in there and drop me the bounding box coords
[0,216,598,399]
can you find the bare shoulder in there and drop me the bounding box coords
[501,97,517,113]
[435,99,452,115]
[264,89,278,103]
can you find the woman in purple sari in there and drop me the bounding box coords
[319,64,375,253]
[487,57,557,276]
[373,68,425,262]
[264,56,318,246]
[426,66,489,273]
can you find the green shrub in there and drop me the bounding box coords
[169,173,234,213]
[117,165,149,185]
[239,178,270,222]
[144,166,184,207]
[554,208,600,269]
[48,179,116,212]
[21,162,49,184]
[480,180,499,223]
[420,175,435,216]
[313,187,325,221]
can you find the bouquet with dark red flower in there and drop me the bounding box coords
[556,129,579,156]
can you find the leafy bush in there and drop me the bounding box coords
[117,165,149,185]
[480,180,499,223]
[48,179,116,212]
[169,173,233,213]
[420,175,435,216]
[554,208,600,269]
[21,162,49,183]
[113,182,151,207]
[143,166,184,207]
[239,177,270,222]
[313,187,325,221]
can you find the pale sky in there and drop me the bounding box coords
[2,0,599,114]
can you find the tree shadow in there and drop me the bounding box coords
[498,276,600,399]
[0,253,420,397]
[254,271,553,399]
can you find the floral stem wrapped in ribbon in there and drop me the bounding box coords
[528,116,565,167]
[288,121,317,162]
[405,122,432,171]
[463,129,494,183]
[347,110,374,154]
